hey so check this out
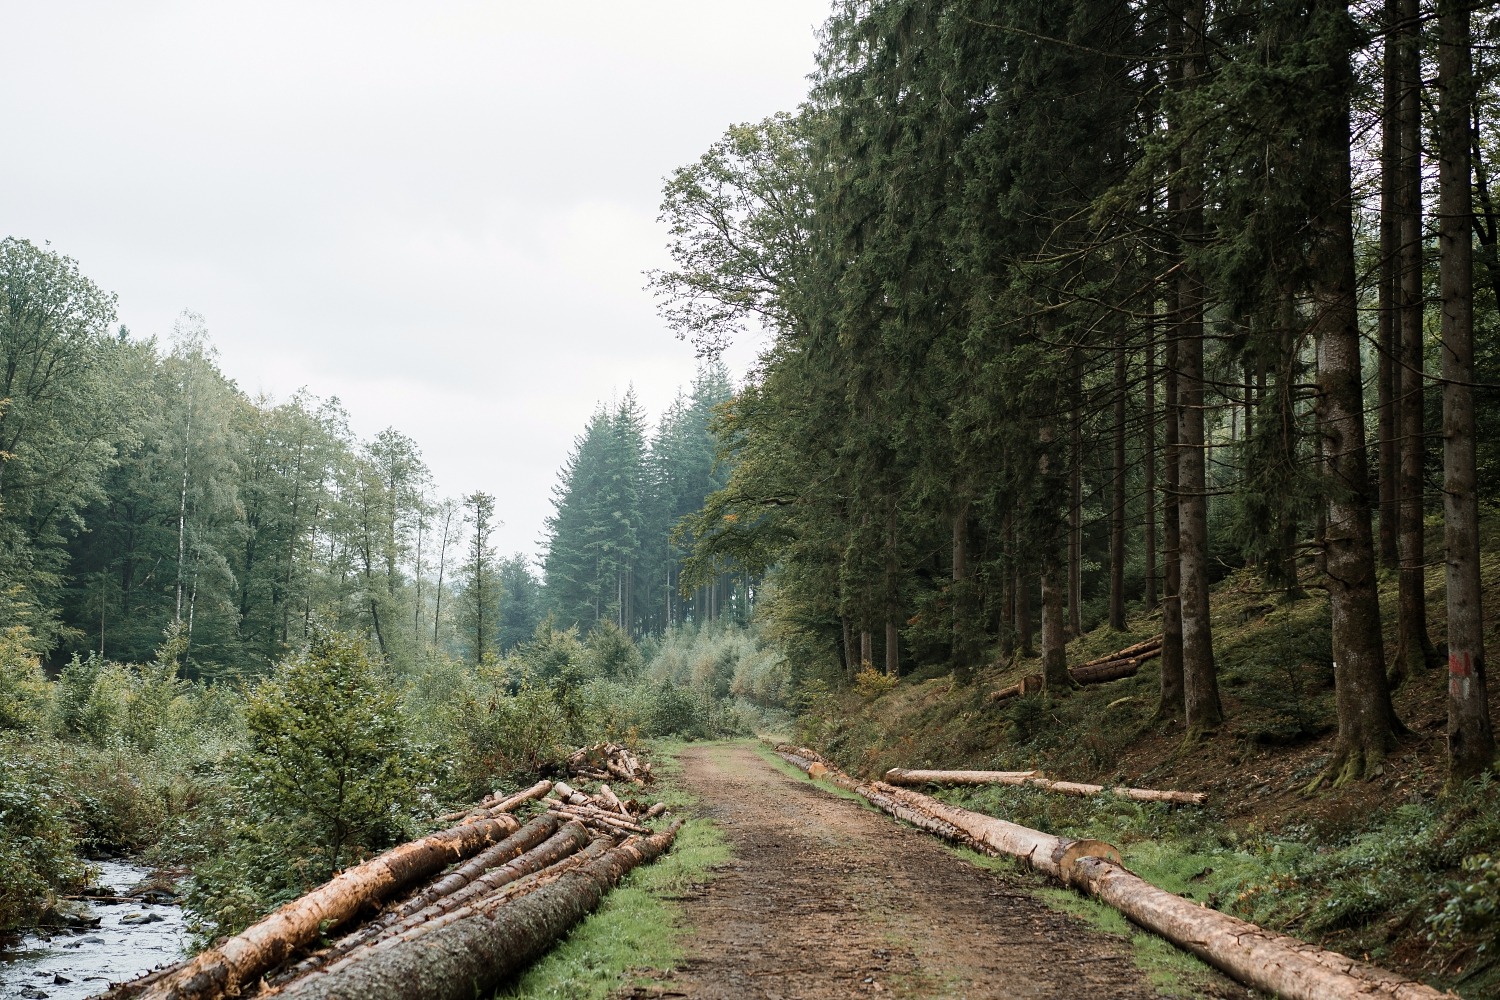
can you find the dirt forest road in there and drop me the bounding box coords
[635,743,1250,1000]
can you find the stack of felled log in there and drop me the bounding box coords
[103,766,677,1000]
[565,741,655,786]
[991,634,1163,702]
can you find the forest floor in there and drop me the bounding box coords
[618,742,1253,1000]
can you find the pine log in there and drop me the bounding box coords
[269,815,573,984]
[1066,855,1453,1000]
[1071,635,1162,670]
[486,779,555,814]
[884,768,1043,785]
[1071,653,1156,685]
[774,743,830,764]
[988,674,1043,702]
[433,779,553,823]
[883,768,1206,806]
[642,803,667,820]
[552,781,590,806]
[284,820,597,983]
[546,803,650,834]
[794,752,1443,1000]
[278,823,683,1000]
[113,812,521,1000]
[595,782,626,814]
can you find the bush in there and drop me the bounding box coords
[0,741,87,931]
[1428,853,1500,952]
[189,626,427,940]
[0,625,52,734]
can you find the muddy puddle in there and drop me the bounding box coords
[0,859,187,999]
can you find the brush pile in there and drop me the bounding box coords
[102,755,677,1000]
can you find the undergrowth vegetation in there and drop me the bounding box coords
[0,616,783,944]
[787,548,1500,995]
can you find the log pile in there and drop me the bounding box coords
[565,741,654,786]
[778,746,1454,1000]
[990,635,1163,702]
[103,767,679,1000]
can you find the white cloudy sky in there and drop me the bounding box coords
[2,1,823,559]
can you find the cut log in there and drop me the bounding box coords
[1071,635,1162,670]
[552,781,590,806]
[433,780,553,824]
[110,812,521,1000]
[1067,855,1454,1000]
[884,768,1044,785]
[277,823,683,1000]
[546,803,650,834]
[791,750,1446,1000]
[989,673,1043,703]
[485,779,555,814]
[595,783,626,814]
[1071,653,1155,686]
[883,768,1206,806]
[267,816,581,984]
[775,753,991,855]
[642,803,667,820]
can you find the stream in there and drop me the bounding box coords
[0,860,187,999]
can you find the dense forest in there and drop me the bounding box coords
[656,0,1499,788]
[5,0,1500,993]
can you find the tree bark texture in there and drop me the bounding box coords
[279,824,681,1000]
[1377,0,1401,571]
[1391,0,1436,684]
[128,812,522,1000]
[1175,0,1222,736]
[1111,330,1128,631]
[1437,0,1498,782]
[1159,230,1185,720]
[1309,0,1401,784]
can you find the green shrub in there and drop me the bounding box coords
[0,626,52,734]
[0,741,87,931]
[1428,853,1500,952]
[189,626,427,940]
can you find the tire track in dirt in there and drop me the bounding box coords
[630,742,1250,999]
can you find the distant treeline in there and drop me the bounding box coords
[0,236,738,679]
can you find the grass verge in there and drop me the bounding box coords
[494,739,731,1000]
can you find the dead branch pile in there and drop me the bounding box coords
[565,741,654,786]
[103,764,679,1000]
[778,746,1453,1000]
[990,635,1163,702]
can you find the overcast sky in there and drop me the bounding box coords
[2,1,823,560]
